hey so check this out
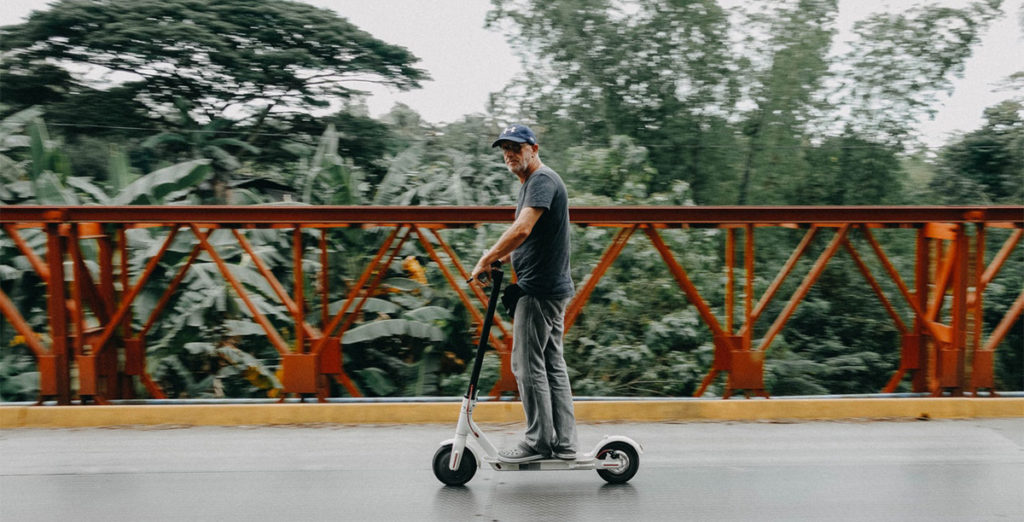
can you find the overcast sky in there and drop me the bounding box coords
[3,0,1021,148]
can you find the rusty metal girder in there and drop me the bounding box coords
[1,205,1021,403]
[3,205,1022,226]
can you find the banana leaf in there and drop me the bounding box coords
[403,306,454,323]
[342,318,445,345]
[111,159,212,205]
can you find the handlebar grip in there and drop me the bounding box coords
[466,260,504,284]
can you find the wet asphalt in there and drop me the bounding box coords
[1,418,1021,521]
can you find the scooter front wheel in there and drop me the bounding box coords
[596,441,639,484]
[432,443,477,486]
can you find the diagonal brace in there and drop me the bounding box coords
[566,226,636,333]
[645,226,726,338]
[232,229,322,341]
[757,224,850,353]
[0,288,49,358]
[189,224,291,355]
[88,227,180,357]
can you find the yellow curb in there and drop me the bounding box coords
[1,398,1021,429]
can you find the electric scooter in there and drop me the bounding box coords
[432,262,642,486]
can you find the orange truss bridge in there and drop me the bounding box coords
[1,205,1021,404]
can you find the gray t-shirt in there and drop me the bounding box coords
[511,166,574,298]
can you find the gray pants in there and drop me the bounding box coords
[511,295,577,456]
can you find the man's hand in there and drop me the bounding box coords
[469,259,492,286]
[469,259,504,286]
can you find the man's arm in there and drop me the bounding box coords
[470,206,544,283]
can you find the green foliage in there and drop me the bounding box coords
[372,115,513,206]
[441,351,501,397]
[564,136,655,200]
[139,98,258,203]
[487,0,740,198]
[803,132,906,205]
[1,0,427,124]
[109,160,213,205]
[489,0,1002,204]
[1,1,1021,402]
[981,228,1024,390]
[1,113,213,206]
[0,344,39,402]
[929,100,1024,204]
[154,341,282,399]
[295,124,363,205]
[735,0,838,204]
[773,285,901,395]
[343,318,445,345]
[840,0,1003,143]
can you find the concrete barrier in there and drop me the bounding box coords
[1,397,1022,428]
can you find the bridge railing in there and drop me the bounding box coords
[1,205,1021,404]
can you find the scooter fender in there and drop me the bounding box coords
[588,434,644,457]
[441,437,478,470]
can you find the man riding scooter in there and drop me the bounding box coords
[470,124,578,463]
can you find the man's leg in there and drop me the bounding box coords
[543,297,577,457]
[509,295,554,457]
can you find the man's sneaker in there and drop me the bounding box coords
[552,449,576,460]
[498,442,545,463]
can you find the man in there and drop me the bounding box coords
[470,124,578,463]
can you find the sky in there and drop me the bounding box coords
[2,0,1022,148]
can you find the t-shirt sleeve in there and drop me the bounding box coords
[523,173,556,210]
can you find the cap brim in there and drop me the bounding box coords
[492,137,527,148]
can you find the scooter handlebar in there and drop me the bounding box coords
[467,260,503,285]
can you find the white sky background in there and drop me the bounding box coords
[2,0,1022,148]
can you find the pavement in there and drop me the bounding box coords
[1,418,1022,521]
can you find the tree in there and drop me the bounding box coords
[802,130,906,205]
[373,112,513,206]
[734,0,839,205]
[563,135,655,200]
[140,98,260,203]
[929,100,1024,204]
[0,0,428,130]
[486,0,739,200]
[488,0,1003,205]
[838,0,1003,145]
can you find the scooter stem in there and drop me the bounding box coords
[465,262,503,399]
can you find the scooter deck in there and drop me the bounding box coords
[485,456,614,472]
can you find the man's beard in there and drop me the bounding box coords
[506,155,529,175]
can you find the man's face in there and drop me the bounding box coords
[500,141,534,175]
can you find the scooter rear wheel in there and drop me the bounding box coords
[596,441,639,484]
[432,443,477,486]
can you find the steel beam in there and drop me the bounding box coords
[44,223,70,404]
[2,206,1020,403]
[3,205,1022,225]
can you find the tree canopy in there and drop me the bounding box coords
[487,0,1005,204]
[0,0,428,125]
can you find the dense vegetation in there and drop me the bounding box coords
[1,0,1021,400]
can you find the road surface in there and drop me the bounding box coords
[2,418,1021,521]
